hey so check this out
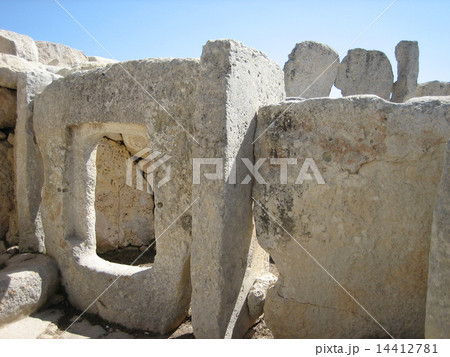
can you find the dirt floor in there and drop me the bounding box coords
[0,246,276,339]
[0,291,273,339]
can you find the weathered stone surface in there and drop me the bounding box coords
[0,29,39,62]
[0,141,14,240]
[335,49,393,100]
[425,139,450,338]
[0,54,49,89]
[253,96,450,338]
[414,81,450,97]
[284,41,339,98]
[36,41,88,66]
[0,87,16,128]
[392,41,419,102]
[95,137,154,252]
[0,254,59,326]
[15,71,58,252]
[247,273,277,319]
[56,62,113,77]
[122,134,147,155]
[88,56,116,64]
[191,40,285,338]
[34,58,199,333]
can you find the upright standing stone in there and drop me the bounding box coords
[191,40,285,338]
[335,49,393,100]
[392,41,419,102]
[425,139,450,338]
[15,70,59,252]
[284,41,339,98]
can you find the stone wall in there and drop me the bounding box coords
[253,96,450,338]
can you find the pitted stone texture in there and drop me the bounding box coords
[0,87,16,128]
[15,71,58,252]
[88,56,116,64]
[425,139,450,338]
[191,40,285,338]
[392,41,419,103]
[0,254,59,326]
[0,141,14,240]
[95,137,154,252]
[247,273,277,320]
[0,54,53,89]
[34,58,199,333]
[414,81,450,97]
[253,96,450,338]
[56,62,114,77]
[284,41,339,98]
[0,29,39,62]
[122,134,148,156]
[335,49,393,100]
[36,41,88,66]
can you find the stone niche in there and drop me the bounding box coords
[253,95,450,338]
[33,59,199,333]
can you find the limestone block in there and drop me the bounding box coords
[335,49,393,100]
[392,41,419,103]
[284,41,339,98]
[0,254,59,326]
[34,58,199,333]
[191,40,285,338]
[253,96,450,338]
[36,41,88,66]
[88,56,117,64]
[95,137,154,252]
[414,81,450,97]
[0,141,14,240]
[425,139,450,338]
[15,71,58,252]
[56,62,113,77]
[0,87,16,128]
[0,54,50,89]
[247,273,277,319]
[0,29,39,62]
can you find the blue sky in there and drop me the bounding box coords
[1,0,449,86]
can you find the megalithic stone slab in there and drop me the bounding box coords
[335,49,393,100]
[33,59,199,333]
[414,81,450,97]
[190,40,285,338]
[16,70,60,252]
[425,139,450,338]
[284,41,339,98]
[253,96,450,338]
[0,29,39,63]
[392,41,419,103]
